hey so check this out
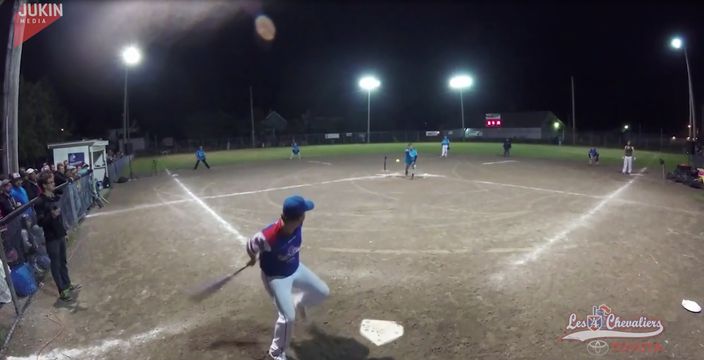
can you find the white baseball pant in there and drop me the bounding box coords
[622,156,633,174]
[441,145,448,157]
[262,263,329,357]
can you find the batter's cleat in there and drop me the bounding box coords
[69,283,82,292]
[59,289,73,302]
[268,350,287,360]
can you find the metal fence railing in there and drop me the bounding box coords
[106,155,132,181]
[0,170,98,351]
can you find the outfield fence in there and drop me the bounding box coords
[144,130,690,156]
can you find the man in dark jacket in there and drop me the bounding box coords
[22,168,41,200]
[36,171,79,302]
[0,178,17,218]
[53,163,69,187]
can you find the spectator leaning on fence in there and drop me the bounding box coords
[10,173,31,214]
[36,171,80,302]
[23,168,41,200]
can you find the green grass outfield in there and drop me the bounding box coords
[129,142,688,175]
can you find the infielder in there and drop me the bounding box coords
[588,147,600,165]
[441,136,450,158]
[246,195,329,360]
[194,146,210,170]
[404,143,418,176]
[622,141,635,175]
[290,141,301,160]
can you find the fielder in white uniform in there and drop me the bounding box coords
[622,141,635,175]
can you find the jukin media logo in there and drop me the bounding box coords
[13,2,64,48]
[561,304,664,356]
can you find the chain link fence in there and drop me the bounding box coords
[144,130,689,155]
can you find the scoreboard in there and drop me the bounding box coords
[485,113,501,127]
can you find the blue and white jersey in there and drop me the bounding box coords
[588,148,599,157]
[292,143,300,154]
[441,137,450,146]
[405,147,418,164]
[247,219,302,277]
[195,149,206,160]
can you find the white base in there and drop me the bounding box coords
[360,319,404,346]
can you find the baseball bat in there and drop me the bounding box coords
[189,264,250,302]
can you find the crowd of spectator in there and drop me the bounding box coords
[0,160,88,303]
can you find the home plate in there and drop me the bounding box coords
[360,319,404,346]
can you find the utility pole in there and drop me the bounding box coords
[571,76,576,145]
[250,86,255,148]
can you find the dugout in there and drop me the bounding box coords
[48,139,109,182]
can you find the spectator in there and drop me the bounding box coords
[78,164,91,177]
[23,168,41,200]
[0,178,18,217]
[36,171,79,302]
[53,163,69,187]
[66,166,77,180]
[9,173,31,215]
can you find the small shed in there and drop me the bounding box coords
[47,139,109,183]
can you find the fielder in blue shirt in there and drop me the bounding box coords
[246,195,329,360]
[588,147,599,165]
[194,146,210,170]
[441,136,450,158]
[290,141,301,160]
[405,143,418,176]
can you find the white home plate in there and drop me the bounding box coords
[360,319,404,346]
[682,299,702,313]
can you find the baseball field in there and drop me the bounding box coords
[4,143,704,359]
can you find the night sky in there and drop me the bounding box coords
[14,0,704,138]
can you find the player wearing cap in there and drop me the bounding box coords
[588,147,600,165]
[622,141,635,175]
[246,195,330,360]
[23,169,40,200]
[441,136,450,158]
[9,173,31,217]
[290,141,301,160]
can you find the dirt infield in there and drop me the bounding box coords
[5,153,704,359]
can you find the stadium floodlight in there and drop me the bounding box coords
[121,46,142,66]
[670,36,695,139]
[359,75,381,143]
[623,124,630,131]
[553,121,560,130]
[449,75,474,129]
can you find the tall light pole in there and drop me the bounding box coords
[121,45,141,154]
[449,74,474,130]
[359,75,380,143]
[670,37,696,139]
